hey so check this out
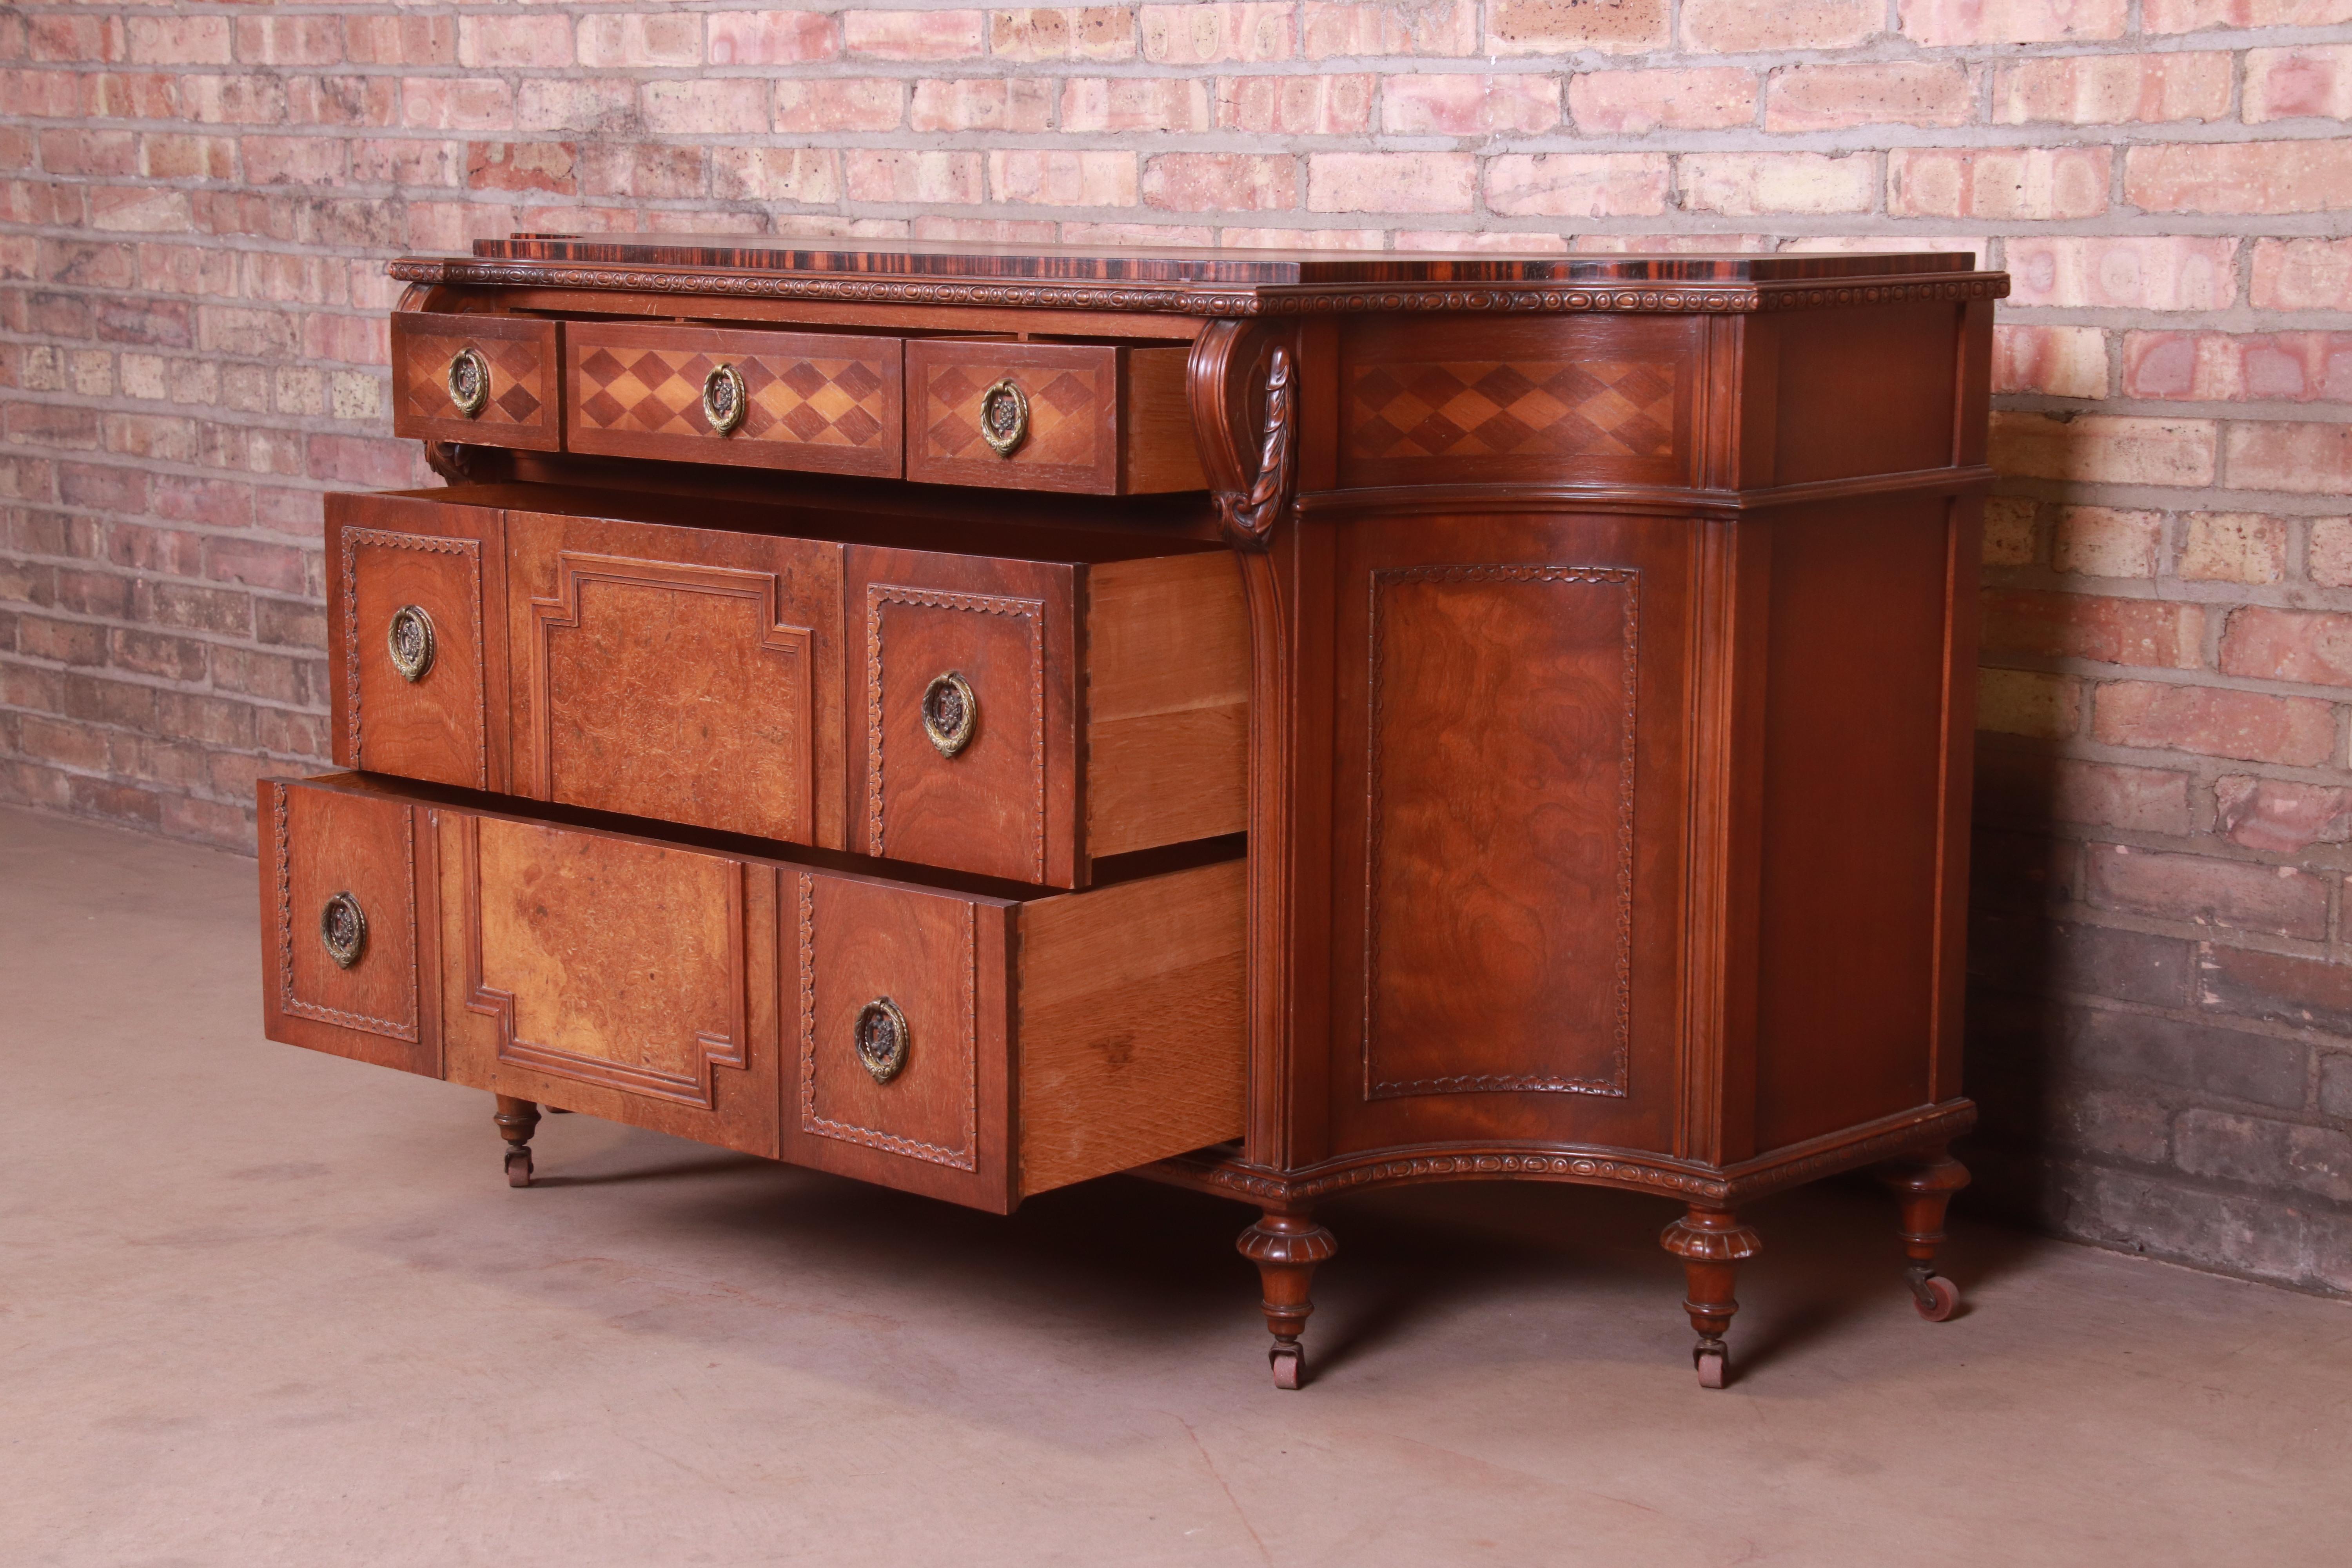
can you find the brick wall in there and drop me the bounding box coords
[6,0,2352,1292]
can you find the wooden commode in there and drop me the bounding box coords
[262,238,2003,1388]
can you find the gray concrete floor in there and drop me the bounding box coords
[3,804,2348,1567]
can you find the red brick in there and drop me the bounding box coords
[285,76,399,132]
[2216,776,2352,853]
[707,11,838,64]
[512,80,637,136]
[989,151,1136,207]
[1993,324,2109,398]
[2245,46,2352,123]
[2094,681,2337,767]
[2181,514,2288,586]
[1681,152,1873,216]
[2005,236,2236,311]
[1890,147,2109,220]
[28,15,125,65]
[1142,154,1299,213]
[2127,140,2352,215]
[2251,238,2352,311]
[990,9,1138,61]
[1991,51,2232,125]
[2051,507,2161,577]
[1990,412,2217,488]
[2125,331,2352,402]
[1901,0,2127,45]
[142,134,236,181]
[1982,590,2204,669]
[2146,0,2352,27]
[1142,2,1293,61]
[1061,78,1212,133]
[1221,75,1376,134]
[466,142,578,198]
[18,614,106,666]
[400,78,514,134]
[578,144,708,201]
[126,16,232,66]
[2087,843,2327,941]
[1486,154,1670,218]
[1381,75,1555,134]
[456,16,572,70]
[1488,0,1668,53]
[1766,63,1973,132]
[2220,608,2352,690]
[343,16,456,68]
[1393,230,1570,254]
[1061,221,1219,247]
[911,78,1053,133]
[1568,68,1755,133]
[846,9,986,59]
[2225,421,2352,496]
[236,16,342,67]
[842,151,984,206]
[1309,152,1475,214]
[1681,0,1878,48]
[38,129,137,178]
[1303,1,1477,55]
[575,13,702,69]
[641,80,769,136]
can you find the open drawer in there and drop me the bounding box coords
[259,773,1246,1212]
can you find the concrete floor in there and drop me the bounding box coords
[3,806,2348,1567]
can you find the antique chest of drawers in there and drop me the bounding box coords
[265,238,2004,1388]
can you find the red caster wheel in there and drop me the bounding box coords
[1269,1344,1305,1390]
[505,1149,534,1188]
[1695,1345,1728,1390]
[1911,1272,1959,1322]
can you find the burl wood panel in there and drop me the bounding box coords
[331,493,499,791]
[260,777,433,1076]
[1338,314,1697,488]
[391,312,561,451]
[566,320,903,478]
[1327,513,1694,1160]
[1083,552,1249,859]
[508,510,846,850]
[906,339,1121,493]
[438,808,782,1158]
[1017,858,1246,1195]
[850,546,1077,886]
[1752,495,1955,1151]
[788,868,1017,1211]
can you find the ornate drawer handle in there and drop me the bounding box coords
[979,377,1027,457]
[702,363,747,436]
[447,347,490,418]
[855,997,909,1085]
[387,604,435,683]
[921,671,976,758]
[320,891,368,970]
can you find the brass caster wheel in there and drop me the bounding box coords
[505,1149,534,1188]
[1695,1342,1728,1390]
[1912,1272,1960,1322]
[1269,1343,1304,1391]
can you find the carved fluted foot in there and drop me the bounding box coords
[493,1094,540,1187]
[1237,1207,1338,1390]
[1660,1206,1762,1389]
[1876,1147,1970,1321]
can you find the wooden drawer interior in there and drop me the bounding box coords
[906,338,1205,494]
[391,312,562,452]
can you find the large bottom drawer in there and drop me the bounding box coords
[260,773,1245,1212]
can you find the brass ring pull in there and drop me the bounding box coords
[446,347,489,418]
[921,671,976,759]
[320,891,368,970]
[979,377,1027,457]
[387,604,435,683]
[854,997,909,1085]
[702,363,746,436]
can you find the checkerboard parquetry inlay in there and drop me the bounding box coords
[402,330,548,429]
[918,360,1104,470]
[1346,360,1677,463]
[573,343,893,451]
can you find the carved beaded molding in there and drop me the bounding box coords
[388,260,2009,318]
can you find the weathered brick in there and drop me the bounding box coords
[1309,152,1476,215]
[2093,681,2337,767]
[1219,74,1376,134]
[2220,607,2352,690]
[456,16,573,70]
[842,151,984,206]
[2180,513,2287,586]
[846,9,986,60]
[1766,63,1973,132]
[2225,421,2352,496]
[2004,236,2236,310]
[2124,331,2352,402]
[1141,4,1293,62]
[2253,238,2352,311]
[1062,78,1212,133]
[1680,152,1873,216]
[1381,75,1556,135]
[989,150,1136,207]
[911,78,1050,134]
[1567,68,1755,133]
[1681,0,1878,49]
[2146,0,2352,28]
[2177,1111,2352,1203]
[991,9,1137,61]
[2215,776,2352,853]
[2128,140,2352,215]
[126,16,233,67]
[1979,920,2196,1014]
[343,16,456,68]
[708,11,838,65]
[1991,412,2217,488]
[1993,324,2109,398]
[575,13,702,70]
[1486,154,1669,218]
[1978,667,2082,738]
[1487,0,1669,55]
[1142,154,1298,213]
[1983,496,2040,566]
[1902,0,2128,45]
[1890,147,2109,220]
[641,80,770,137]
[2051,507,2161,578]
[1991,52,2232,125]
[1983,589,2203,668]
[236,16,343,68]
[2087,842,2328,940]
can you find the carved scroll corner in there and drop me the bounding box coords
[1192,324,1299,555]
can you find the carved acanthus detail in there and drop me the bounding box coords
[1189,320,1301,554]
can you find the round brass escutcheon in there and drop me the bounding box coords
[702,363,747,436]
[854,997,909,1085]
[921,671,977,759]
[320,891,368,970]
[387,604,436,683]
[978,377,1028,458]
[446,347,490,419]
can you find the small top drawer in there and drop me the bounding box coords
[906,339,1205,495]
[392,312,562,452]
[567,321,904,479]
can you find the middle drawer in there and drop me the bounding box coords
[329,488,1247,887]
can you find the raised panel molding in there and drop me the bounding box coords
[342,526,488,789]
[460,814,750,1108]
[794,871,981,1171]
[1363,564,1640,1101]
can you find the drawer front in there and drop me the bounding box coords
[907,340,1121,492]
[849,546,1080,886]
[330,493,503,792]
[508,510,847,849]
[392,313,561,451]
[568,322,903,478]
[260,778,434,1076]
[436,807,782,1158]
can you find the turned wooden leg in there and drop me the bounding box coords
[1660,1206,1762,1389]
[493,1095,540,1188]
[1876,1147,1971,1321]
[1236,1207,1337,1390]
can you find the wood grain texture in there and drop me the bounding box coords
[1122,346,1210,492]
[391,312,561,452]
[566,319,903,478]
[1084,551,1249,859]
[906,339,1121,493]
[1017,858,1246,1195]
